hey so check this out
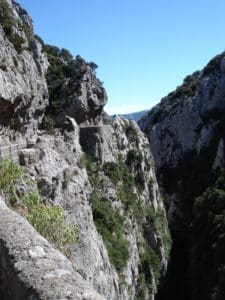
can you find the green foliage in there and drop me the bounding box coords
[0,0,27,53]
[22,192,77,256]
[103,159,136,209]
[157,129,224,299]
[0,158,77,256]
[88,61,98,74]
[86,158,129,272]
[136,243,161,298]
[126,149,143,167]
[143,208,171,260]
[203,51,225,76]
[126,149,145,191]
[91,194,129,272]
[0,0,15,34]
[103,162,120,184]
[7,31,25,54]
[42,115,55,134]
[44,44,100,120]
[79,153,97,174]
[34,34,44,46]
[61,48,73,62]
[141,246,161,284]
[191,170,225,300]
[148,71,200,127]
[87,153,170,291]
[103,117,111,125]
[18,21,33,45]
[0,158,22,204]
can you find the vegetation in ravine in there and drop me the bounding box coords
[191,170,225,300]
[0,158,77,256]
[83,155,129,272]
[156,119,225,300]
[82,153,170,296]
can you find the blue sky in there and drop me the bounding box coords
[17,0,225,114]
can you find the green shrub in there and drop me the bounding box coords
[18,22,33,45]
[138,246,161,290]
[61,48,73,62]
[7,33,25,53]
[42,115,55,133]
[34,34,44,46]
[191,170,225,299]
[0,0,26,53]
[103,159,137,209]
[203,51,225,76]
[91,195,129,272]
[103,162,120,184]
[0,158,22,204]
[126,149,143,167]
[22,192,77,256]
[0,158,77,256]
[86,157,129,272]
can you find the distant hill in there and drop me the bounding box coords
[111,110,148,122]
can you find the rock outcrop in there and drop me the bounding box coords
[28,116,170,299]
[0,197,103,300]
[140,51,225,300]
[44,47,107,127]
[0,1,170,299]
[0,0,48,144]
[139,53,225,171]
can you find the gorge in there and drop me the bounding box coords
[0,1,225,300]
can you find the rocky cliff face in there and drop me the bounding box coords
[44,46,107,127]
[30,117,170,299]
[0,0,49,144]
[0,1,170,299]
[140,52,225,300]
[140,52,225,171]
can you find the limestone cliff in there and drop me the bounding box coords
[140,52,225,300]
[139,52,225,171]
[0,1,170,299]
[0,0,48,144]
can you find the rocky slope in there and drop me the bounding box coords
[140,52,225,300]
[0,1,170,299]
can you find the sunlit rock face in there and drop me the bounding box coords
[0,1,170,299]
[139,52,225,171]
[140,52,225,300]
[0,0,49,144]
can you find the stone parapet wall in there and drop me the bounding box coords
[0,198,103,300]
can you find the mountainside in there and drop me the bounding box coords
[0,1,170,299]
[140,51,225,300]
[2,1,225,299]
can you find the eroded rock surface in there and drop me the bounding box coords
[0,197,103,300]
[0,1,170,299]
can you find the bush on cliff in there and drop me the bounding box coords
[0,159,77,257]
